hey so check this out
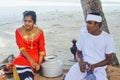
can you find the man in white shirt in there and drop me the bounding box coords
[65,12,115,80]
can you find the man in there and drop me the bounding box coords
[65,12,115,80]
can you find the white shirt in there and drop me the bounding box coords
[76,30,115,64]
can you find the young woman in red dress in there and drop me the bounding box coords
[9,11,46,80]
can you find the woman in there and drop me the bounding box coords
[9,11,46,80]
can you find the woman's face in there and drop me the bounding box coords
[23,16,34,31]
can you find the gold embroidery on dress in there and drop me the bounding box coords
[19,26,41,50]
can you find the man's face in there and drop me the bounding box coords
[86,21,99,35]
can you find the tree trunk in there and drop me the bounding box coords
[80,0,119,67]
[81,0,109,33]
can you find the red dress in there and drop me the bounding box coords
[12,26,46,68]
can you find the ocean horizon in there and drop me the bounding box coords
[0,2,120,26]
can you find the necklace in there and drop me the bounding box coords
[21,26,40,50]
[22,26,35,50]
[24,33,35,50]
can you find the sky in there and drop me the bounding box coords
[0,0,120,7]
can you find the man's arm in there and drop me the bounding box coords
[89,53,113,72]
[76,50,88,72]
[76,50,83,62]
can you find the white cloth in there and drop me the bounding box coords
[80,26,88,35]
[86,14,102,22]
[65,27,115,80]
[65,63,108,80]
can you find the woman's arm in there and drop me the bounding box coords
[20,50,37,69]
[38,31,46,65]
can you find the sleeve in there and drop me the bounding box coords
[105,36,115,54]
[76,34,83,51]
[15,29,26,51]
[76,26,87,51]
[80,25,87,35]
[38,30,46,56]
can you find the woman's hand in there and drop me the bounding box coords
[35,63,40,71]
[29,59,41,71]
[29,59,37,69]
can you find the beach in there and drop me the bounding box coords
[0,1,120,66]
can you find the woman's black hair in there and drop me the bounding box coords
[23,10,37,24]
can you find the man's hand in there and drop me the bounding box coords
[88,64,96,72]
[79,61,88,72]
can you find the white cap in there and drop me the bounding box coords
[86,14,102,22]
